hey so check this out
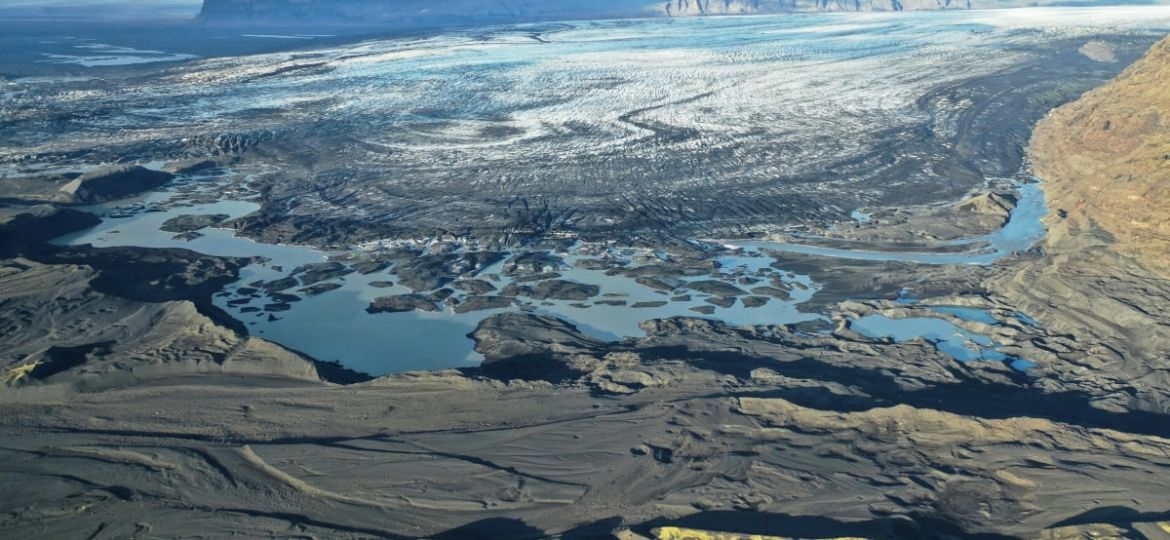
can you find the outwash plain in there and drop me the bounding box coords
[3,4,1170,539]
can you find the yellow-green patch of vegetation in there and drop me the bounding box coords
[3,360,41,385]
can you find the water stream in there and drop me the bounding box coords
[725,182,1047,265]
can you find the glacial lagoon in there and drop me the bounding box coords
[54,185,826,374]
[53,176,1045,375]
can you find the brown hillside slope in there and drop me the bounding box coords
[1031,35,1170,274]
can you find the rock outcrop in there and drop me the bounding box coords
[57,165,174,204]
[0,206,100,256]
[1031,35,1170,274]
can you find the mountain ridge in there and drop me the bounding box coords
[197,0,1146,24]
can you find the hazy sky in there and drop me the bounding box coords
[0,0,203,18]
[0,0,200,5]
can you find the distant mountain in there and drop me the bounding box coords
[0,0,200,20]
[198,0,658,25]
[199,0,1140,24]
[661,0,971,16]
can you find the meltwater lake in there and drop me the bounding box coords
[53,184,829,373]
[52,174,1047,375]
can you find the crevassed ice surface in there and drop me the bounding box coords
[8,8,1164,157]
[5,8,1170,239]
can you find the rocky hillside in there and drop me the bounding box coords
[1031,34,1170,274]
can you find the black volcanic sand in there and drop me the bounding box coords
[5,146,1170,540]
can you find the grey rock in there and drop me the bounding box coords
[632,301,668,308]
[686,280,747,297]
[294,262,354,286]
[452,279,497,294]
[751,286,791,300]
[366,294,439,314]
[160,214,229,234]
[298,283,343,296]
[705,296,737,309]
[525,279,600,301]
[635,276,681,292]
[741,296,770,308]
[454,295,513,314]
